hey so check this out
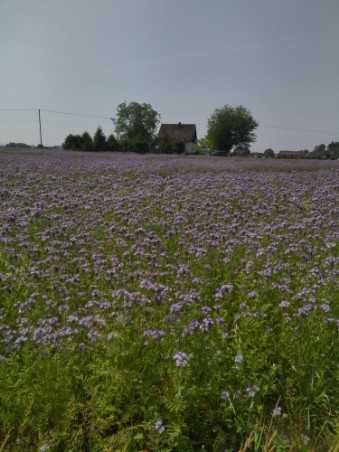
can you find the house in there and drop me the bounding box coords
[158,123,197,153]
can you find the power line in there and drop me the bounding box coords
[42,109,112,120]
[0,108,36,112]
[0,108,112,120]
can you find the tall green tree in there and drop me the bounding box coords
[80,131,93,151]
[93,127,107,152]
[327,142,339,159]
[107,134,120,152]
[114,102,160,152]
[207,105,258,155]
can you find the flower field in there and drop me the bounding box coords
[0,150,338,451]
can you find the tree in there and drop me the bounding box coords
[93,127,107,152]
[63,134,82,150]
[114,102,160,152]
[107,134,120,152]
[80,131,93,151]
[314,144,326,153]
[311,144,327,159]
[207,105,258,155]
[327,142,339,159]
[264,148,275,158]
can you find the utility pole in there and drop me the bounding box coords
[38,109,43,147]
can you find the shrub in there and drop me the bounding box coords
[264,148,275,158]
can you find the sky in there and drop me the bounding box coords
[1,0,339,151]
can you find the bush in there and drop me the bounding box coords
[264,148,275,158]
[158,138,186,154]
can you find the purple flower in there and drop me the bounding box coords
[183,319,200,336]
[215,284,234,300]
[200,316,214,332]
[144,329,166,340]
[173,351,189,367]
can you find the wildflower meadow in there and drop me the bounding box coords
[0,150,338,451]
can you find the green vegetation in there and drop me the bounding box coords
[114,101,160,153]
[206,105,258,155]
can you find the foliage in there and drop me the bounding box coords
[158,138,185,154]
[127,137,150,153]
[91,127,106,152]
[309,142,339,160]
[106,134,120,152]
[114,101,160,152]
[327,141,339,160]
[207,105,258,155]
[264,148,275,158]
[197,136,211,149]
[314,144,326,154]
[80,131,93,152]
[63,134,83,150]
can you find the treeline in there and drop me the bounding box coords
[308,142,339,160]
[63,102,160,153]
[63,102,258,154]
[63,129,120,152]
[62,101,339,159]
[265,142,339,160]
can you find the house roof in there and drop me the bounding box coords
[278,150,296,155]
[158,123,197,143]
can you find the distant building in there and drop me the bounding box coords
[277,150,309,159]
[158,123,197,153]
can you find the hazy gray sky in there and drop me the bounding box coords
[1,0,339,150]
